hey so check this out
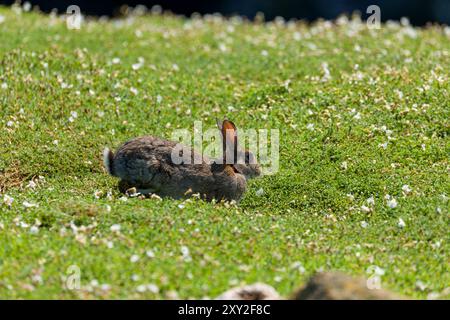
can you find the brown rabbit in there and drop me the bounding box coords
[103,120,261,201]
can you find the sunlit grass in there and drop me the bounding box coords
[0,6,449,299]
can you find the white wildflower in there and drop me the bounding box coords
[290,261,306,273]
[402,184,412,194]
[23,2,31,12]
[321,62,331,82]
[360,221,369,228]
[398,218,406,228]
[136,284,147,293]
[147,284,159,294]
[130,87,138,95]
[68,111,78,122]
[100,284,111,291]
[366,196,375,205]
[131,274,140,281]
[23,201,38,208]
[255,188,264,196]
[29,225,39,234]
[130,255,140,263]
[3,194,14,207]
[387,198,398,209]
[181,245,191,262]
[146,250,155,258]
[110,224,121,232]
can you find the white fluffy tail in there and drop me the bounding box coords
[103,147,115,175]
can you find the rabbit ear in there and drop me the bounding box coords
[221,119,237,164]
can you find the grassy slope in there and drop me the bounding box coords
[0,7,449,299]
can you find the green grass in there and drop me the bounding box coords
[0,6,449,299]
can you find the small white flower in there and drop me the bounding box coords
[146,250,155,258]
[398,218,406,228]
[132,63,143,70]
[90,279,99,287]
[1,82,7,89]
[130,255,140,263]
[6,120,14,127]
[147,284,159,294]
[379,142,388,149]
[23,2,32,12]
[306,123,315,131]
[366,196,375,205]
[172,64,179,71]
[68,111,78,122]
[290,261,306,273]
[131,274,140,282]
[156,95,162,103]
[181,246,190,256]
[255,188,264,196]
[180,246,191,262]
[261,50,268,57]
[361,205,371,213]
[130,87,138,95]
[387,198,398,209]
[415,280,427,291]
[101,284,111,291]
[3,194,14,207]
[136,284,147,293]
[178,203,185,209]
[29,226,39,234]
[112,57,121,64]
[53,140,59,145]
[110,224,121,232]
[361,221,369,228]
[353,112,361,120]
[219,44,227,52]
[402,184,412,194]
[0,15,5,24]
[340,161,348,170]
[23,201,38,208]
[20,221,29,228]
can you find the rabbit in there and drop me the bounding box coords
[103,119,261,202]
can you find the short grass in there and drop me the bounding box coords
[0,6,449,299]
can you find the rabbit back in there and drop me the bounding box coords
[111,136,242,200]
